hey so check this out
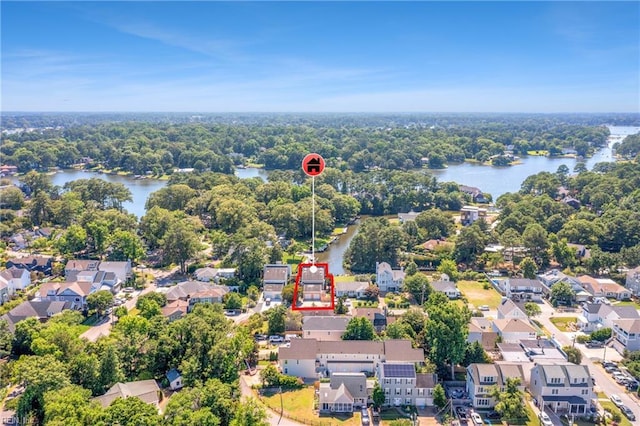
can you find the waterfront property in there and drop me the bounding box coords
[376,262,405,293]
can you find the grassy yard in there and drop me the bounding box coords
[261,387,361,426]
[612,299,640,308]
[334,275,358,283]
[549,316,578,332]
[457,280,503,309]
[600,400,632,426]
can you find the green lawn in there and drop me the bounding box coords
[612,299,640,308]
[600,400,632,426]
[261,387,361,426]
[549,317,578,332]
[334,275,358,283]
[457,280,503,309]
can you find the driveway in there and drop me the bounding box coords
[538,299,640,421]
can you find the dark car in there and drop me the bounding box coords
[586,341,604,348]
[456,407,468,419]
[620,406,636,421]
[486,411,501,419]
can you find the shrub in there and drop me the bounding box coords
[269,351,278,361]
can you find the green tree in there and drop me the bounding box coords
[224,292,243,310]
[415,209,454,239]
[0,186,25,210]
[108,230,145,262]
[260,364,280,388]
[550,281,575,305]
[98,345,124,393]
[519,257,537,279]
[436,259,458,281]
[86,290,114,316]
[230,397,268,426]
[563,346,582,364]
[524,302,541,318]
[372,381,386,410]
[462,341,490,366]
[425,300,470,380]
[0,320,12,357]
[384,321,414,340]
[404,273,431,305]
[522,223,549,267]
[100,396,162,426]
[489,377,526,421]
[334,296,348,315]
[590,327,612,342]
[433,383,447,410]
[404,261,418,277]
[266,305,286,335]
[163,386,221,426]
[454,224,486,265]
[43,385,101,426]
[161,220,201,274]
[56,224,88,256]
[342,317,376,340]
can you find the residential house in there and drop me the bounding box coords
[98,261,132,284]
[431,279,460,299]
[459,185,488,203]
[578,276,632,301]
[278,339,424,379]
[94,380,161,408]
[0,267,31,295]
[263,264,290,301]
[376,262,405,293]
[40,281,93,310]
[0,165,18,176]
[460,206,487,226]
[319,373,369,413]
[491,318,537,343]
[496,299,528,320]
[530,363,594,415]
[1,300,70,332]
[567,244,590,259]
[165,281,229,303]
[193,267,235,283]
[353,308,387,332]
[161,300,189,322]
[421,239,454,252]
[377,363,437,408]
[562,197,581,209]
[65,259,100,279]
[612,319,640,352]
[466,363,526,409]
[6,255,53,275]
[335,281,369,299]
[577,303,639,332]
[188,287,230,312]
[468,317,498,350]
[505,278,544,302]
[302,316,350,341]
[301,266,325,302]
[625,266,640,296]
[0,283,10,306]
[538,270,585,295]
[397,211,420,223]
[166,369,183,391]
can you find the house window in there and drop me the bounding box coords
[395,388,401,395]
[552,389,558,395]
[477,399,490,407]
[406,389,412,396]
[284,360,288,364]
[582,390,588,395]
[405,398,412,405]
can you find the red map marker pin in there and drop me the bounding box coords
[302,153,325,177]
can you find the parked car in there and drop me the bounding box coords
[456,406,468,419]
[361,407,370,425]
[605,365,619,373]
[620,405,636,421]
[470,412,483,426]
[626,380,639,391]
[254,334,268,341]
[586,341,604,348]
[478,305,490,311]
[269,335,284,343]
[539,412,553,426]
[610,394,623,407]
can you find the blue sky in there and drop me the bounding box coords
[2,1,639,113]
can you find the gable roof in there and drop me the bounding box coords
[0,267,29,280]
[2,300,70,331]
[497,299,526,317]
[335,281,368,292]
[492,318,537,334]
[614,318,640,333]
[431,280,457,292]
[329,372,367,398]
[93,380,160,408]
[166,281,229,301]
[382,363,416,379]
[65,259,99,271]
[302,316,350,332]
[263,264,290,282]
[194,267,219,280]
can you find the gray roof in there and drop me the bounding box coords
[93,380,160,408]
[263,264,290,282]
[279,338,423,362]
[431,280,457,292]
[302,316,350,331]
[336,281,369,292]
[301,267,325,283]
[416,373,437,389]
[508,278,544,289]
[0,267,27,280]
[166,281,229,301]
[329,372,367,399]
[384,339,424,362]
[2,300,70,331]
[583,303,601,314]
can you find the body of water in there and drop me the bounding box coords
[316,221,362,275]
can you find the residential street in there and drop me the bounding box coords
[536,300,640,422]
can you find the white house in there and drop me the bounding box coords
[496,299,528,320]
[578,303,639,332]
[335,281,369,299]
[530,363,594,415]
[612,319,640,352]
[0,267,31,295]
[377,363,436,408]
[319,373,369,413]
[98,261,132,284]
[466,363,526,409]
[491,318,537,343]
[505,278,544,302]
[278,339,424,379]
[166,368,183,390]
[376,262,405,293]
[578,276,632,301]
[625,266,640,296]
[431,280,461,299]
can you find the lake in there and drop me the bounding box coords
[22,125,637,273]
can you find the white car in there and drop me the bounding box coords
[470,412,483,425]
[478,305,490,311]
[610,394,623,407]
[539,412,553,426]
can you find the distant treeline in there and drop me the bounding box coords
[0,116,614,175]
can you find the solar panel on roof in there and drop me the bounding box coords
[383,364,415,378]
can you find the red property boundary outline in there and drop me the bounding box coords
[291,263,335,311]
